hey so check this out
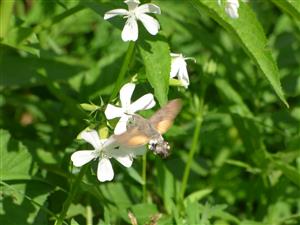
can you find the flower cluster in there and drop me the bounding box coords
[71,83,150,182]
[71,0,197,182]
[71,130,136,182]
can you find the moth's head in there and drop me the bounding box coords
[148,139,170,158]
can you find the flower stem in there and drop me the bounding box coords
[54,166,87,225]
[142,153,147,203]
[179,87,206,202]
[109,41,135,102]
[179,115,202,201]
[86,203,93,225]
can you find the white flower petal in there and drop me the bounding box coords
[170,54,190,88]
[97,158,114,182]
[120,83,135,108]
[225,0,239,19]
[178,60,188,78]
[80,130,102,150]
[128,93,155,113]
[105,104,124,120]
[225,5,239,19]
[125,0,140,2]
[125,0,140,11]
[122,17,139,42]
[170,53,181,57]
[170,58,181,78]
[179,67,189,84]
[71,150,95,167]
[104,9,129,20]
[137,13,160,35]
[115,155,133,168]
[114,115,131,135]
[137,4,161,14]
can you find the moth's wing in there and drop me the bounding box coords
[149,99,182,134]
[113,127,150,147]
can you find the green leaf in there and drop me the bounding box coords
[0,181,53,225]
[0,44,86,87]
[186,201,200,225]
[184,189,213,207]
[130,203,158,225]
[240,220,269,225]
[127,167,145,185]
[225,159,262,174]
[4,5,84,46]
[99,183,132,208]
[139,35,170,106]
[0,129,33,180]
[275,160,300,188]
[70,219,80,225]
[156,159,175,214]
[230,114,269,168]
[190,0,289,107]
[214,78,252,117]
[271,0,300,21]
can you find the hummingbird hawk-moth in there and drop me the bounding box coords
[113,99,182,157]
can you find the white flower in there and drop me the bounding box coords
[170,53,191,89]
[105,83,156,135]
[71,130,144,182]
[104,0,161,42]
[225,0,240,19]
[217,0,240,19]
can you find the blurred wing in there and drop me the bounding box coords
[113,127,150,147]
[149,99,182,134]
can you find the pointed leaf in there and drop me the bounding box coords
[139,35,170,106]
[275,161,300,188]
[271,0,300,21]
[191,0,288,107]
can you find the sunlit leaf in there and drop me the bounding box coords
[191,0,289,107]
[0,129,33,180]
[271,0,300,21]
[139,35,170,106]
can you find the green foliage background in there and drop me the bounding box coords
[1,0,300,224]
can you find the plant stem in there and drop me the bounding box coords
[86,204,93,225]
[179,114,202,201]
[109,42,135,101]
[179,87,206,201]
[142,153,147,202]
[0,0,15,39]
[54,166,87,225]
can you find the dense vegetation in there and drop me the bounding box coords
[1,0,299,224]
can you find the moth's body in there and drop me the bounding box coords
[127,115,161,139]
[127,114,169,156]
[113,99,182,157]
